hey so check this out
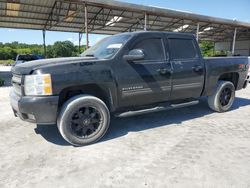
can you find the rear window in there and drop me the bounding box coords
[169,38,198,60]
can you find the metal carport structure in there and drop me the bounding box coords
[1,0,250,55]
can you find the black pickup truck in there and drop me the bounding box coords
[10,31,249,146]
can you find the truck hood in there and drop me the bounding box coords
[11,56,97,75]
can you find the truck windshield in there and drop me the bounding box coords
[81,34,131,59]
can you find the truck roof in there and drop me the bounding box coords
[116,31,195,38]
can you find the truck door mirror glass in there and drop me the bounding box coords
[123,49,145,61]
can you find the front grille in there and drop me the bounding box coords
[12,74,22,95]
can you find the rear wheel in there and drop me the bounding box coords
[57,95,110,146]
[208,81,235,112]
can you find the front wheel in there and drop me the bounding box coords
[57,95,110,146]
[208,81,235,112]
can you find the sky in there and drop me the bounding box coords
[0,0,249,46]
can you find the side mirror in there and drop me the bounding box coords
[123,49,145,61]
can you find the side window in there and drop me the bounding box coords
[132,38,164,61]
[169,38,198,60]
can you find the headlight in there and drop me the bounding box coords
[24,74,52,96]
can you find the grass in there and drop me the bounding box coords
[0,59,14,66]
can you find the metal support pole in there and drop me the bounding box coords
[85,5,89,49]
[79,32,83,54]
[144,12,147,31]
[213,41,216,56]
[232,28,237,55]
[42,30,46,58]
[196,23,200,42]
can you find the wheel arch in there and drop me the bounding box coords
[202,72,240,97]
[218,72,239,89]
[58,84,114,112]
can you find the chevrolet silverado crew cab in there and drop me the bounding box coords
[10,31,249,146]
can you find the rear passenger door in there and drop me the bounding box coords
[167,35,205,100]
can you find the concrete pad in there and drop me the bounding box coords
[0,87,250,187]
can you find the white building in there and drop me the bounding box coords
[215,40,250,56]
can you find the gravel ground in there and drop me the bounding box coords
[0,86,250,188]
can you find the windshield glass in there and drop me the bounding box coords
[81,34,131,59]
[18,55,39,61]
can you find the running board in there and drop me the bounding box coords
[116,100,199,118]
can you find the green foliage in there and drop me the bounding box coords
[47,41,78,58]
[199,41,231,57]
[0,46,16,60]
[0,41,86,61]
[199,41,214,57]
[0,59,14,65]
[214,50,230,57]
[46,45,54,58]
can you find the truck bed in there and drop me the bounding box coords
[202,56,249,96]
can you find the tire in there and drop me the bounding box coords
[57,95,110,146]
[208,81,235,112]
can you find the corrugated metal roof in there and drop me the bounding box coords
[0,0,249,41]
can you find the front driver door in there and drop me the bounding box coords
[115,33,172,108]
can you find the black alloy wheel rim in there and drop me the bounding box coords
[70,106,102,138]
[219,87,232,106]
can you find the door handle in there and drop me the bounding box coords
[192,65,203,73]
[157,68,173,75]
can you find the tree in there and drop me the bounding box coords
[16,48,32,55]
[0,41,85,60]
[46,45,55,58]
[53,41,77,57]
[199,41,214,57]
[0,46,16,60]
